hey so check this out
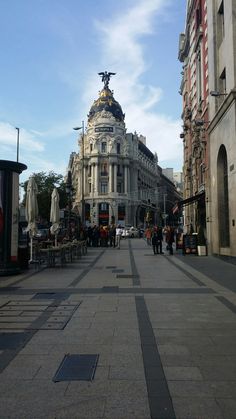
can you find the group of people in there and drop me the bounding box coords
[76,223,176,254]
[84,224,123,249]
[145,225,175,255]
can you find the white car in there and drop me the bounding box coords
[128,227,139,238]
[122,228,130,238]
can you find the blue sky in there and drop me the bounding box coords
[0,0,186,184]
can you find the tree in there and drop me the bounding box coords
[21,171,68,223]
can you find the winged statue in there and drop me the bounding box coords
[98,71,116,88]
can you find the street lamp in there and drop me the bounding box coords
[73,121,85,226]
[210,90,228,97]
[15,127,20,162]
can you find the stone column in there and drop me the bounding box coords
[124,165,128,194]
[114,164,117,193]
[94,162,99,194]
[83,165,87,196]
[109,163,113,193]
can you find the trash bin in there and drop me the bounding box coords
[18,232,29,270]
[18,244,29,270]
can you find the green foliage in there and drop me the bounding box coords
[21,171,68,222]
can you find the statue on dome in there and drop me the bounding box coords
[98,71,116,88]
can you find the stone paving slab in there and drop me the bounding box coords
[0,239,236,418]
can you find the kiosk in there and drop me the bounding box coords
[0,160,27,275]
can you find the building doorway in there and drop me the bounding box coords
[217,145,230,247]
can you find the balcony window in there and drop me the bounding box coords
[101,162,108,176]
[100,182,108,194]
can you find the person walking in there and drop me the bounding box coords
[145,226,152,246]
[151,231,158,255]
[111,224,116,247]
[165,226,175,255]
[156,226,164,254]
[115,224,123,249]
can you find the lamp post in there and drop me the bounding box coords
[73,122,85,226]
[65,170,72,240]
[15,127,20,162]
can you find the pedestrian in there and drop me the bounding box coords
[165,226,175,255]
[115,224,123,249]
[108,224,115,247]
[151,231,158,254]
[145,226,152,246]
[156,226,164,254]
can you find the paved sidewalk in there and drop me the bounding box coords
[0,238,236,419]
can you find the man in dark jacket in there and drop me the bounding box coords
[156,226,164,254]
[152,232,158,254]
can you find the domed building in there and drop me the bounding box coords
[68,72,180,227]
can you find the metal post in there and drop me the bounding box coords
[16,127,20,162]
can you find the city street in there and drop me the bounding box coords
[0,238,236,419]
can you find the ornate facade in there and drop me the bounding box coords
[68,74,180,227]
[178,0,209,235]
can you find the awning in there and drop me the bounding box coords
[172,191,205,214]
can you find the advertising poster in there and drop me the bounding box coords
[11,172,19,261]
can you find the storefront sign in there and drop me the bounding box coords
[183,234,197,255]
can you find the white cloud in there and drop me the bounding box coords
[83,0,182,169]
[0,122,44,153]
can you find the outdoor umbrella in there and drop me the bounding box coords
[50,187,60,246]
[25,176,38,262]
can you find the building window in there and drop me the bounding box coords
[90,143,93,152]
[196,0,202,28]
[196,48,202,105]
[100,202,108,211]
[117,183,122,193]
[101,162,108,176]
[217,1,224,46]
[219,68,226,94]
[117,143,121,154]
[101,142,107,153]
[89,183,91,193]
[117,164,122,176]
[88,165,92,176]
[100,182,108,194]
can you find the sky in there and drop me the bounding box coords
[0,0,186,185]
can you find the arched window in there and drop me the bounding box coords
[217,145,230,247]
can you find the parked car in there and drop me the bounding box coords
[128,227,139,238]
